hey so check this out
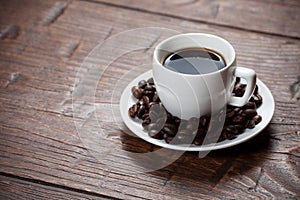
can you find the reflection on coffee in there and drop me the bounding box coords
[162,48,226,75]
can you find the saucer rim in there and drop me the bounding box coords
[119,70,275,151]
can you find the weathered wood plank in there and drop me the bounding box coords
[0,174,115,200]
[0,0,299,199]
[89,0,300,38]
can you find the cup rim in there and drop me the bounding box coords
[153,33,236,76]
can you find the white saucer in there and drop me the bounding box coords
[120,70,275,151]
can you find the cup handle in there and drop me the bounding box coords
[228,67,256,107]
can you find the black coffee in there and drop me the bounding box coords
[162,48,226,75]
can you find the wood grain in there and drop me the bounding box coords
[0,0,299,199]
[90,0,300,38]
[0,174,114,200]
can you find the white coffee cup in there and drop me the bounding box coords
[152,33,256,119]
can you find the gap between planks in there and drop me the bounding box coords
[0,172,120,200]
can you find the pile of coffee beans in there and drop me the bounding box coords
[128,77,262,145]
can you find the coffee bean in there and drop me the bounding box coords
[196,128,205,137]
[244,109,257,118]
[245,120,255,129]
[186,117,199,131]
[147,77,154,85]
[254,94,263,107]
[254,85,259,95]
[138,80,147,89]
[128,104,138,118]
[232,115,245,124]
[148,129,163,139]
[149,102,158,108]
[234,107,241,113]
[174,116,181,125]
[137,105,146,119]
[152,93,160,102]
[251,94,263,107]
[144,90,154,97]
[226,109,235,118]
[199,116,208,127]
[244,102,256,109]
[142,96,150,108]
[142,116,151,128]
[234,124,245,133]
[164,136,174,144]
[144,85,155,92]
[131,86,143,99]
[166,112,175,124]
[225,125,239,135]
[142,113,149,120]
[162,124,177,136]
[234,83,247,97]
[193,137,204,145]
[253,115,262,124]
[223,131,237,140]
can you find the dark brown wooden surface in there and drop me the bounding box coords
[0,0,299,199]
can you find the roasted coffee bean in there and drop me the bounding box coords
[142,96,150,108]
[223,131,237,140]
[254,94,263,107]
[234,124,245,132]
[144,90,154,98]
[174,116,181,125]
[147,77,154,85]
[226,109,235,118]
[144,85,155,92]
[234,83,247,97]
[164,136,174,144]
[199,116,208,127]
[238,109,244,115]
[244,109,257,118]
[142,117,151,128]
[166,112,175,124]
[186,117,199,130]
[137,105,146,119]
[162,124,177,136]
[234,107,241,113]
[244,102,256,109]
[149,102,158,108]
[253,115,262,124]
[128,104,138,118]
[131,86,143,99]
[193,137,204,145]
[152,93,160,102]
[142,113,149,120]
[254,85,259,95]
[196,128,205,137]
[232,115,245,124]
[148,129,163,139]
[225,125,239,135]
[138,80,147,89]
[245,120,255,129]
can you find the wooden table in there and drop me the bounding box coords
[0,0,299,199]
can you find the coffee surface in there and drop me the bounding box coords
[163,48,226,75]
